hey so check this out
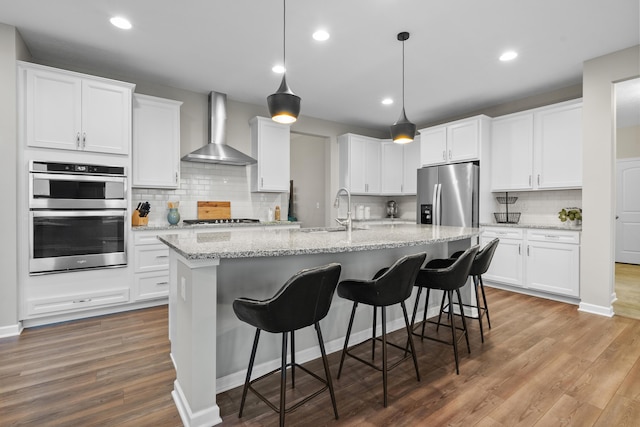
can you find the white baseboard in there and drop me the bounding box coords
[0,322,23,338]
[172,380,221,427]
[578,302,614,317]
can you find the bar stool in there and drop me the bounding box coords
[411,245,479,374]
[336,252,426,407]
[232,263,342,427]
[442,238,499,342]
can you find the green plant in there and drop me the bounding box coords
[558,208,582,222]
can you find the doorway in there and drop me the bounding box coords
[613,77,640,319]
[290,133,329,228]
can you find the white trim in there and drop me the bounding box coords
[578,302,614,317]
[172,380,222,427]
[0,322,23,338]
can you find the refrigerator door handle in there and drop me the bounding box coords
[431,184,438,225]
[435,183,442,225]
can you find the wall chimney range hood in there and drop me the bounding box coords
[181,91,257,165]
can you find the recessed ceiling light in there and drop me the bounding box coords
[110,16,132,30]
[382,98,394,105]
[312,30,330,41]
[272,65,285,74]
[499,51,518,61]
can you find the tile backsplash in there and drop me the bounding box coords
[131,161,287,225]
[490,189,582,225]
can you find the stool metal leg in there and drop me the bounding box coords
[409,286,422,331]
[420,289,431,339]
[315,322,339,420]
[337,302,358,378]
[473,276,485,343]
[456,288,471,354]
[279,332,288,427]
[447,290,461,374]
[479,275,491,328]
[381,306,388,407]
[239,328,261,417]
[401,301,420,382]
[372,306,377,361]
[290,331,296,388]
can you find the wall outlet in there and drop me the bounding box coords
[180,277,186,301]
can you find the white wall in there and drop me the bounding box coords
[581,45,640,316]
[617,125,640,159]
[0,24,29,334]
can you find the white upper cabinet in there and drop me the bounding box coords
[381,136,421,195]
[339,133,381,194]
[132,94,182,189]
[250,116,290,192]
[419,116,490,166]
[491,99,582,191]
[534,101,582,189]
[491,113,534,191]
[19,62,134,155]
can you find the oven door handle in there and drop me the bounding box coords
[30,172,126,184]
[31,210,127,218]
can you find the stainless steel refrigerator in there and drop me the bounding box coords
[416,162,479,227]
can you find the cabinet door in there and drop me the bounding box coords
[25,68,82,150]
[81,79,132,155]
[419,126,447,166]
[525,240,580,297]
[448,119,479,163]
[364,137,381,193]
[534,103,582,189]
[381,140,403,194]
[252,117,290,192]
[402,135,420,194]
[491,113,534,191]
[481,235,524,287]
[132,94,182,188]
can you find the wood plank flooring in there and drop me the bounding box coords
[2,287,640,426]
[613,263,640,320]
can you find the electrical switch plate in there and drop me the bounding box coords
[180,277,186,301]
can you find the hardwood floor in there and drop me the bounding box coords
[2,287,640,426]
[613,263,640,320]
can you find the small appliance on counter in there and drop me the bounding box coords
[386,200,398,218]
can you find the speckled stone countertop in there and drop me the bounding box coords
[158,223,479,260]
[131,221,300,232]
[481,222,582,231]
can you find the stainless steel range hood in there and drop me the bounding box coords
[181,91,257,165]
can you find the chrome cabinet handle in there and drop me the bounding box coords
[156,281,169,286]
[261,177,264,187]
[442,151,446,160]
[529,175,532,186]
[518,244,521,255]
[448,150,452,160]
[73,298,92,304]
[527,245,530,256]
[82,132,86,149]
[175,171,178,183]
[537,174,540,185]
[76,132,81,148]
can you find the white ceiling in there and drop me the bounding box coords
[1,0,638,132]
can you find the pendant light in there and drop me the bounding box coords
[267,0,301,124]
[390,31,416,144]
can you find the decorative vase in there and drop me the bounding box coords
[167,208,180,225]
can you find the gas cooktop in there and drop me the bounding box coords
[182,218,260,225]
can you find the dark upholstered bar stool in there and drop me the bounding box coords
[336,252,426,407]
[233,263,341,427]
[411,245,479,374]
[443,238,499,342]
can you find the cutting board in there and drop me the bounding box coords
[197,201,231,219]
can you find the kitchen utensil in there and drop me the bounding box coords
[198,201,231,219]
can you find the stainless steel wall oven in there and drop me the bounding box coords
[29,161,128,274]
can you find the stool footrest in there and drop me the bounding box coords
[412,320,468,347]
[247,362,330,415]
[343,337,415,373]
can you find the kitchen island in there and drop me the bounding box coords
[159,223,479,427]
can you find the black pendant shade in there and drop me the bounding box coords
[268,0,300,124]
[390,31,415,144]
[268,74,301,124]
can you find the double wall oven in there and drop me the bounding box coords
[29,161,128,274]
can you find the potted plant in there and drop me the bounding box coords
[558,207,582,226]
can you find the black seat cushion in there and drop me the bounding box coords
[337,252,426,307]
[233,263,342,333]
[416,245,479,291]
[450,238,499,276]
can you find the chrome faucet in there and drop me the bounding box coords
[334,187,352,234]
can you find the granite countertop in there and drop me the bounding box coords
[481,222,582,231]
[158,223,479,260]
[131,221,300,232]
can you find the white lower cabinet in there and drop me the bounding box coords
[482,227,580,298]
[132,231,171,301]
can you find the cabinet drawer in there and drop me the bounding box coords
[526,229,580,244]
[134,272,170,301]
[482,227,523,239]
[134,232,163,245]
[27,288,129,316]
[135,244,170,272]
